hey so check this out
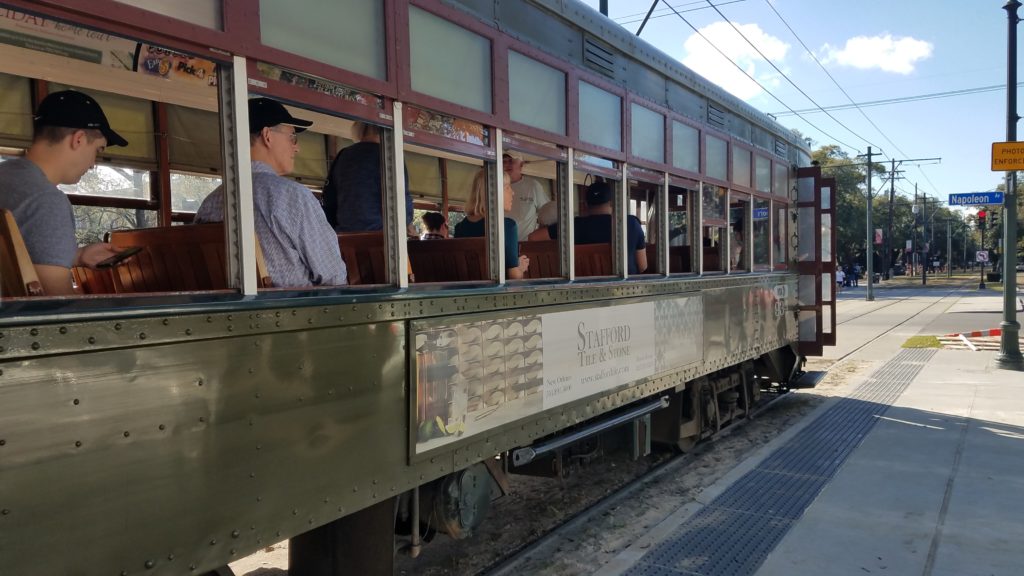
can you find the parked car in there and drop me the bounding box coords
[1016,263,1024,272]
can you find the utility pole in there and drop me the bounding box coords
[922,193,928,286]
[886,159,896,280]
[947,219,952,278]
[600,0,609,16]
[862,146,875,301]
[997,0,1023,370]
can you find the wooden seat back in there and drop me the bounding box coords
[72,266,117,294]
[338,231,387,285]
[702,245,722,272]
[0,209,44,297]
[518,240,560,279]
[408,237,487,282]
[574,242,613,276]
[107,224,271,292]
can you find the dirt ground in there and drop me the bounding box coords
[231,359,865,576]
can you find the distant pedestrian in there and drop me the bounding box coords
[836,268,845,293]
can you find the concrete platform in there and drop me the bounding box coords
[600,350,1024,576]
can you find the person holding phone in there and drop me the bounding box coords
[0,90,130,295]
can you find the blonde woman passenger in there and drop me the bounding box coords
[453,170,530,279]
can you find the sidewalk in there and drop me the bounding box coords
[598,349,1024,576]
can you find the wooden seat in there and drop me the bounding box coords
[645,244,694,274]
[0,208,44,297]
[338,231,387,285]
[408,237,487,282]
[72,266,116,294]
[574,243,613,276]
[107,224,271,292]
[519,240,559,279]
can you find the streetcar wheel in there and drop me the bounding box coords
[676,435,698,453]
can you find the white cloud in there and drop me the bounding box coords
[681,21,790,101]
[820,34,933,74]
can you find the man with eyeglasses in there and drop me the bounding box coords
[196,97,346,287]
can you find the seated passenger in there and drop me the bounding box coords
[0,90,128,295]
[528,181,647,274]
[503,152,551,240]
[322,121,416,236]
[419,211,448,240]
[195,98,346,287]
[452,170,530,279]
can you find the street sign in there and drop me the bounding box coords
[992,141,1024,170]
[753,207,769,219]
[976,250,990,263]
[948,192,1004,206]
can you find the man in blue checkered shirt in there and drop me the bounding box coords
[196,98,346,287]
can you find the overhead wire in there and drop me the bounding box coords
[614,0,749,26]
[772,82,1024,116]
[655,1,863,152]
[704,0,883,153]
[761,0,904,160]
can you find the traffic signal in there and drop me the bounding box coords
[978,209,987,230]
[990,209,1000,228]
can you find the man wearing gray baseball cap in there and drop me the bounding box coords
[0,90,129,295]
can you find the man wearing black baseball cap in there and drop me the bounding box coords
[526,180,647,274]
[195,97,346,287]
[0,90,130,295]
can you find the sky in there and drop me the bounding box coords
[578,0,1016,211]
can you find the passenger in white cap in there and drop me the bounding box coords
[502,152,551,241]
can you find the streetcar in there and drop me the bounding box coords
[0,1,836,574]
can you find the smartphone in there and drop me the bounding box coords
[95,246,143,269]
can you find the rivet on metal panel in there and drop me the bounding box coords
[189,564,196,571]
[230,549,236,555]
[199,417,206,423]
[30,342,39,350]
[231,530,240,538]
[73,398,80,405]
[185,328,192,335]
[256,496,262,502]
[144,560,154,569]
[123,431,130,438]
[75,441,82,448]
[0,439,5,446]
[353,486,359,492]
[167,554,174,561]
[139,333,147,340]
[29,328,38,336]
[162,319,169,326]
[159,424,165,431]
[209,539,217,545]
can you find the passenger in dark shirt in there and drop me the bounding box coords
[453,170,530,279]
[322,121,415,235]
[528,181,647,274]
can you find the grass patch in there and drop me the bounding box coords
[902,335,942,348]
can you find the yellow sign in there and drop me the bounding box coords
[991,141,1024,171]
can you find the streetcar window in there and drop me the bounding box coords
[73,206,157,244]
[705,135,727,181]
[171,172,221,215]
[668,186,695,274]
[702,226,724,273]
[409,6,492,113]
[774,203,788,266]
[114,0,224,30]
[753,198,770,269]
[729,196,749,272]
[579,81,622,151]
[509,51,566,136]
[731,147,751,189]
[701,182,726,221]
[629,180,659,274]
[773,162,789,196]
[671,121,699,174]
[0,73,32,146]
[630,104,664,164]
[755,156,771,194]
[259,0,386,80]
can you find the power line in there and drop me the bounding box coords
[704,0,882,153]
[772,82,1024,116]
[615,0,749,26]
[655,1,863,152]
[762,0,906,160]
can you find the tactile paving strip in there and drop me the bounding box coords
[625,348,936,576]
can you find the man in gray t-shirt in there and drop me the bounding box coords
[0,90,128,295]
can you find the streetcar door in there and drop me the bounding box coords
[795,166,837,356]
